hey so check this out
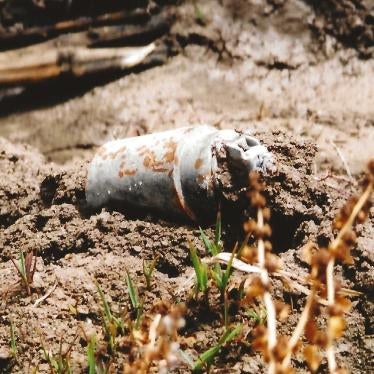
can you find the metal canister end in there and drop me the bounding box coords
[86,125,274,222]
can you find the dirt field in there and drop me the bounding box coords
[0,0,373,373]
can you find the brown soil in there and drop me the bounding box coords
[0,1,373,373]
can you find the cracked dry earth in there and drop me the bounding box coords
[0,0,373,373]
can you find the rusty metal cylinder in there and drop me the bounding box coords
[86,125,273,221]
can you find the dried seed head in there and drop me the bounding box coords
[274,364,295,374]
[333,196,359,229]
[262,224,272,238]
[304,345,322,373]
[329,241,354,264]
[262,207,271,221]
[252,325,268,354]
[272,335,289,361]
[341,229,356,246]
[314,331,328,348]
[151,300,172,315]
[310,249,331,281]
[265,253,282,273]
[243,219,257,234]
[333,216,344,230]
[356,209,368,224]
[305,319,318,344]
[251,192,267,208]
[305,319,328,348]
[328,316,346,340]
[248,172,264,192]
[240,245,257,263]
[274,300,290,321]
[334,295,352,315]
[245,277,266,300]
[264,240,273,253]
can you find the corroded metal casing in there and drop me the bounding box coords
[86,125,273,221]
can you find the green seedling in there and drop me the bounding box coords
[87,336,96,374]
[192,324,242,373]
[9,320,17,357]
[41,336,76,374]
[125,270,143,329]
[96,282,124,353]
[189,243,209,299]
[247,306,267,325]
[199,214,235,326]
[210,247,236,328]
[87,336,110,374]
[193,1,205,24]
[142,257,158,290]
[199,213,222,256]
[10,249,37,295]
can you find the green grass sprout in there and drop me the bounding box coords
[192,324,242,372]
[9,320,17,357]
[142,256,158,290]
[211,246,237,327]
[87,336,96,374]
[189,243,209,299]
[247,306,267,325]
[41,336,76,374]
[125,270,143,329]
[96,281,124,352]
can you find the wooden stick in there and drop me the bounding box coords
[0,43,155,86]
[0,9,150,49]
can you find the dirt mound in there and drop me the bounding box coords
[0,139,48,228]
[0,127,372,372]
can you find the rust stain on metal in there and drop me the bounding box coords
[173,194,185,214]
[143,151,155,168]
[123,168,137,176]
[143,151,169,173]
[118,168,137,177]
[109,146,127,160]
[163,139,177,163]
[172,184,196,220]
[172,185,186,214]
[194,158,203,169]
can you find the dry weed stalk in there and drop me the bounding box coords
[241,173,284,373]
[123,301,185,374]
[10,249,37,296]
[241,160,373,374]
[321,160,372,373]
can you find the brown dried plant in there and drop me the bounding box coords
[240,159,373,374]
[305,159,373,373]
[10,249,37,296]
[240,172,285,373]
[123,300,185,374]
